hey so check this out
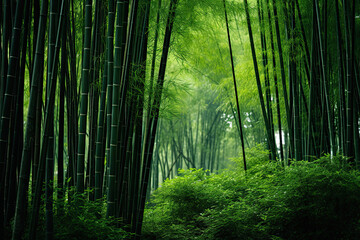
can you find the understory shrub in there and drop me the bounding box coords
[142,153,360,239]
[37,189,131,240]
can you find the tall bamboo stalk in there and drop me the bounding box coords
[104,0,116,196]
[0,2,26,234]
[106,0,130,218]
[58,18,67,202]
[26,0,49,237]
[77,0,92,193]
[244,0,277,160]
[0,0,12,113]
[257,0,276,157]
[223,0,246,171]
[136,0,178,236]
[147,0,162,125]
[335,0,346,154]
[272,0,295,161]
[314,0,335,155]
[265,0,284,161]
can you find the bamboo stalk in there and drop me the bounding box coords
[223,0,247,171]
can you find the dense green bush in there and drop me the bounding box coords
[43,190,130,240]
[142,153,360,239]
[231,144,271,170]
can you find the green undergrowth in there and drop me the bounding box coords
[34,189,131,240]
[142,149,360,239]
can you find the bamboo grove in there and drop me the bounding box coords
[238,0,360,165]
[0,0,359,239]
[148,0,359,190]
[0,0,178,238]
